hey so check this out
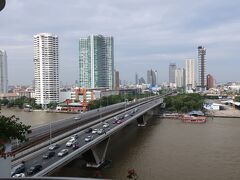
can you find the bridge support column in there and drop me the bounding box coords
[137,114,147,126]
[83,137,110,168]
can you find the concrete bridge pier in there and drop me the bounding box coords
[82,137,110,168]
[137,114,147,126]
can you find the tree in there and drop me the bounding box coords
[0,114,31,153]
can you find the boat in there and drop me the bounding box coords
[180,114,207,123]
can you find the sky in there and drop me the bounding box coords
[0,0,240,85]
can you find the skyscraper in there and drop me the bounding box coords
[135,73,139,85]
[175,68,185,88]
[79,35,114,89]
[169,63,176,83]
[114,70,120,89]
[185,59,195,90]
[197,46,206,91]
[0,50,8,93]
[147,69,157,87]
[33,33,59,107]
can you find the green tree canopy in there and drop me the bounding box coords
[0,114,31,144]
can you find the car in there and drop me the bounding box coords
[27,164,42,175]
[124,113,129,118]
[103,123,109,128]
[85,127,93,133]
[70,134,79,139]
[48,144,60,151]
[97,128,104,135]
[11,163,25,177]
[116,120,123,124]
[57,149,68,157]
[12,173,25,178]
[134,108,139,112]
[74,116,81,120]
[114,116,119,121]
[66,139,76,147]
[85,135,93,142]
[72,142,80,150]
[42,151,55,159]
[92,128,98,134]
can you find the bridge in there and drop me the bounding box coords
[11,95,166,177]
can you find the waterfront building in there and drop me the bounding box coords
[0,50,8,93]
[207,74,215,90]
[79,35,114,89]
[147,69,157,86]
[33,33,59,108]
[197,46,206,91]
[175,68,185,88]
[185,58,195,90]
[169,63,176,84]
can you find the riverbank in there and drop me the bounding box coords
[206,105,240,118]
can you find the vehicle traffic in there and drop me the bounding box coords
[42,151,55,159]
[27,165,42,175]
[57,149,68,157]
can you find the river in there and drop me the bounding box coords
[2,109,240,180]
[0,108,74,128]
[52,117,240,180]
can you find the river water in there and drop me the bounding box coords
[2,109,240,180]
[0,108,74,128]
[53,117,240,180]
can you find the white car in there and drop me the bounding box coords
[12,173,25,178]
[85,135,93,142]
[66,139,76,147]
[103,123,109,128]
[92,129,98,134]
[58,149,68,157]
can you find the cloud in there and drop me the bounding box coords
[1,0,240,84]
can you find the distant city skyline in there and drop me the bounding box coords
[1,0,240,85]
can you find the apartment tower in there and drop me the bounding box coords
[185,59,195,90]
[197,46,206,91]
[0,50,8,93]
[169,63,176,83]
[79,35,114,89]
[33,33,59,108]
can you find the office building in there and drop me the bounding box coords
[197,46,206,91]
[175,68,185,88]
[147,69,157,86]
[139,77,146,84]
[114,70,120,89]
[135,73,139,85]
[79,35,114,89]
[169,63,176,83]
[185,59,195,90]
[33,33,59,108]
[0,50,8,93]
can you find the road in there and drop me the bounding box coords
[11,97,162,177]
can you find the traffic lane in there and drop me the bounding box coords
[22,101,156,176]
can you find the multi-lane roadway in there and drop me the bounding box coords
[11,96,163,177]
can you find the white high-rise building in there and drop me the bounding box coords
[185,59,195,90]
[33,33,59,108]
[0,50,8,93]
